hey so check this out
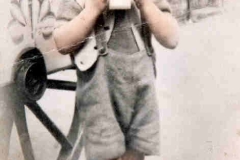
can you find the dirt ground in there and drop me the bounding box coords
[5,0,240,160]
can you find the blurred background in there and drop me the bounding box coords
[1,0,240,160]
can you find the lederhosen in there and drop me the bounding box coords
[75,8,160,160]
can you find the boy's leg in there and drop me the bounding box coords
[121,149,145,160]
[105,50,160,156]
[126,55,160,156]
[109,149,144,160]
[75,57,126,160]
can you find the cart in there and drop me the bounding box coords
[0,0,84,159]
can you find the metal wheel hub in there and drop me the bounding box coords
[15,55,47,102]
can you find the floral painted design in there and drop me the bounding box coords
[8,0,56,45]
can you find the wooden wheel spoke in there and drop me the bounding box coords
[57,105,84,160]
[25,101,73,150]
[9,90,35,160]
[67,105,81,144]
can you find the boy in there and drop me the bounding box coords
[53,0,179,159]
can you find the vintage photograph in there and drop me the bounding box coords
[0,0,239,160]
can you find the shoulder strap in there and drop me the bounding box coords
[128,4,153,53]
[94,14,108,55]
[75,0,115,56]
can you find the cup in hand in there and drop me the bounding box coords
[109,0,132,10]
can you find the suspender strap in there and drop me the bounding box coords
[142,23,154,56]
[127,11,145,51]
[94,14,108,55]
[127,4,154,55]
[94,11,115,56]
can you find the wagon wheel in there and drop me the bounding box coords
[10,49,84,160]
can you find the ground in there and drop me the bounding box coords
[5,0,240,160]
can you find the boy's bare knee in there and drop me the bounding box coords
[120,149,144,160]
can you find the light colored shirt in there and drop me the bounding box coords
[55,0,172,71]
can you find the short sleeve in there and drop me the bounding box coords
[152,0,172,13]
[55,0,83,27]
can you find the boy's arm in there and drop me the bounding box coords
[135,0,179,49]
[53,0,108,54]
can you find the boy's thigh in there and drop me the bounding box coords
[75,58,126,160]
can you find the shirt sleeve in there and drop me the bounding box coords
[152,0,172,13]
[55,0,83,28]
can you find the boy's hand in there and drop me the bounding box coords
[85,0,109,14]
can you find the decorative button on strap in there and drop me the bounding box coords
[104,26,110,30]
[98,47,108,56]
